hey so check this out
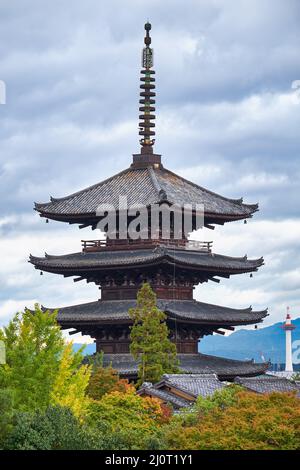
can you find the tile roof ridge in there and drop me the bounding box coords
[147,166,168,201]
[163,373,218,379]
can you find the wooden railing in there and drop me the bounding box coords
[81,239,107,250]
[81,238,212,253]
[186,240,213,252]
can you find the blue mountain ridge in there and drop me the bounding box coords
[72,318,300,365]
[199,318,300,363]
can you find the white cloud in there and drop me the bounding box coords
[0,0,299,337]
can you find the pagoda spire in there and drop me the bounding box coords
[139,22,156,153]
[132,23,161,168]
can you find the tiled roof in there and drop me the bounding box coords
[138,385,191,408]
[47,299,267,326]
[29,247,263,274]
[138,374,300,409]
[235,375,300,395]
[35,166,258,223]
[101,353,269,379]
[158,373,226,398]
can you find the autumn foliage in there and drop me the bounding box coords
[1,306,300,450]
[87,388,165,449]
[161,387,300,450]
[87,364,131,400]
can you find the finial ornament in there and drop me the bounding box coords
[144,22,152,45]
[139,22,156,152]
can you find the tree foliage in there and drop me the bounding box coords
[87,362,130,400]
[2,304,300,451]
[0,305,90,416]
[87,388,165,449]
[3,406,92,450]
[50,343,91,419]
[129,283,179,386]
[161,387,300,450]
[0,388,14,446]
[0,305,64,412]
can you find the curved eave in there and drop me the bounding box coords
[39,300,268,328]
[100,353,270,379]
[33,164,259,227]
[29,251,264,278]
[34,204,258,227]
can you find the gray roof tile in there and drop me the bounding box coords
[101,353,269,378]
[235,375,300,395]
[138,386,191,408]
[29,247,263,273]
[158,373,226,398]
[45,299,267,326]
[35,166,258,220]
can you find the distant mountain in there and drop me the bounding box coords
[200,318,300,364]
[72,318,300,366]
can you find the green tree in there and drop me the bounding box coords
[3,406,92,450]
[87,388,165,449]
[50,343,91,419]
[0,305,63,412]
[129,283,179,386]
[0,305,90,415]
[0,388,14,447]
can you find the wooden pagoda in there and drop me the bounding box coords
[30,23,269,381]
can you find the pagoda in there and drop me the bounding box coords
[30,23,269,381]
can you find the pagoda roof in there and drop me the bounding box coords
[34,166,258,227]
[100,352,270,380]
[29,247,263,278]
[46,299,268,327]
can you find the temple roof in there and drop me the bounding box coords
[101,353,269,379]
[138,386,192,409]
[48,299,267,327]
[138,374,300,409]
[34,166,258,227]
[29,247,263,277]
[34,23,258,230]
[234,375,300,395]
[138,373,226,408]
[156,373,226,398]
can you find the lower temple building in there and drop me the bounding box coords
[30,23,269,381]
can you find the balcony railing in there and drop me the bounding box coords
[185,240,213,252]
[81,238,212,253]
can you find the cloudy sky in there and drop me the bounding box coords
[0,0,299,341]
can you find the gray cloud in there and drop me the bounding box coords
[0,0,299,330]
